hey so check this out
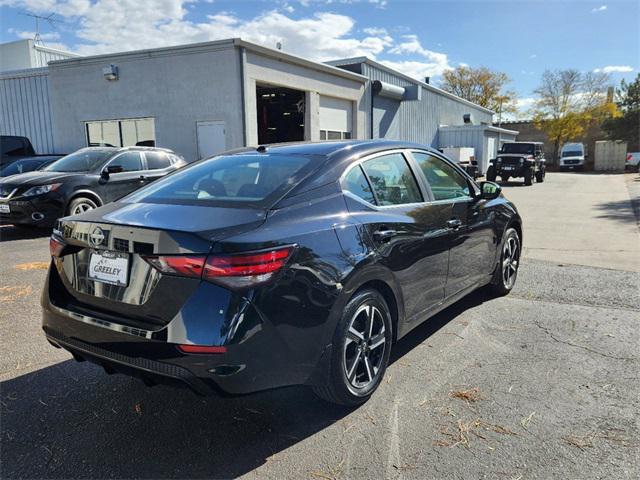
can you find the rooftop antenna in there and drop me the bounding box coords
[276,41,282,50]
[19,12,60,45]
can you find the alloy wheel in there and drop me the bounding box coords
[502,235,520,289]
[343,304,386,390]
[71,202,95,215]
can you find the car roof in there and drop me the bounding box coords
[78,146,175,153]
[225,139,440,161]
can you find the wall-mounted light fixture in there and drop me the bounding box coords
[103,64,118,81]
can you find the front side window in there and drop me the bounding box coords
[125,153,313,208]
[343,165,375,204]
[109,152,143,172]
[412,152,470,201]
[361,153,422,206]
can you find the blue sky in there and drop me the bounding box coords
[1,0,638,117]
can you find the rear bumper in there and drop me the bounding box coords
[41,266,334,396]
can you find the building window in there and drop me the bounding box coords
[85,118,155,147]
[320,130,351,140]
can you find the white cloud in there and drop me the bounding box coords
[2,1,398,59]
[3,0,454,79]
[591,5,607,12]
[8,29,60,41]
[593,65,633,73]
[386,34,452,79]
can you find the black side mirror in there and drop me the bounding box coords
[101,164,123,179]
[106,165,124,174]
[479,181,501,200]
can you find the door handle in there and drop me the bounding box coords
[447,219,462,230]
[373,229,397,242]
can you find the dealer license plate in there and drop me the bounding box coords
[88,250,129,286]
[502,166,514,170]
[0,204,10,213]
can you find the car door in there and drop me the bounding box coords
[140,151,176,186]
[342,150,452,329]
[101,151,145,202]
[409,151,496,298]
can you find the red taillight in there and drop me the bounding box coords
[49,236,65,257]
[142,246,293,288]
[142,255,207,278]
[627,154,633,161]
[203,248,292,278]
[177,344,227,354]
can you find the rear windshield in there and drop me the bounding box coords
[45,150,113,172]
[500,144,535,155]
[125,153,314,208]
[562,151,582,157]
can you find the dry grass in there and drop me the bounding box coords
[450,387,483,404]
[434,418,518,448]
[14,262,49,271]
[0,285,33,303]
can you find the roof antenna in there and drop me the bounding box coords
[276,41,283,51]
[19,11,60,46]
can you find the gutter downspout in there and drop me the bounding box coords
[239,47,248,146]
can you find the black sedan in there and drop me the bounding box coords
[0,147,186,228]
[42,140,522,406]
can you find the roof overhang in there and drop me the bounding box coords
[47,38,367,83]
[439,124,519,136]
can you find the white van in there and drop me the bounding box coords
[560,143,586,170]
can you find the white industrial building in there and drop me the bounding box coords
[0,37,517,172]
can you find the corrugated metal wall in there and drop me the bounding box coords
[33,47,74,68]
[0,68,56,153]
[361,62,494,147]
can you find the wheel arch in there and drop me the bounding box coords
[353,279,400,343]
[65,190,103,214]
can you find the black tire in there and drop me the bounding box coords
[488,227,521,296]
[535,169,545,183]
[524,167,533,186]
[67,196,99,216]
[313,289,393,406]
[486,166,497,182]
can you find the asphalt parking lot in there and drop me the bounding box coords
[1,172,638,479]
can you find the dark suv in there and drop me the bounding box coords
[487,142,546,186]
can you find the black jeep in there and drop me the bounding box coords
[487,142,546,186]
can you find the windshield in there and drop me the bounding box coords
[562,151,582,157]
[125,153,314,208]
[45,150,113,172]
[500,144,535,155]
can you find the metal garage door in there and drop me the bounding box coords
[319,96,353,140]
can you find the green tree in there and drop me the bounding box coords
[532,69,616,160]
[441,66,517,116]
[602,74,640,151]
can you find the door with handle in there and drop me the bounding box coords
[409,150,495,297]
[342,152,451,327]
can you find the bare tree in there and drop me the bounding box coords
[533,69,612,160]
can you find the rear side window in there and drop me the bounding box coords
[145,151,172,170]
[125,153,313,208]
[361,153,422,206]
[412,152,470,201]
[343,165,375,204]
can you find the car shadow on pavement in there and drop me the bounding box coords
[0,290,489,479]
[0,225,51,242]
